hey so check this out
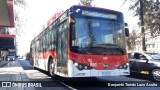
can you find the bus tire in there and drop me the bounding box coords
[48,59,55,77]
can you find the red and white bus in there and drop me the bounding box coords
[30,5,130,78]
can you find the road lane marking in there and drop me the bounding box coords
[58,80,77,90]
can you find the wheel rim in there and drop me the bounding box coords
[49,60,54,76]
[152,69,160,81]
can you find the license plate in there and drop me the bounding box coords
[102,71,111,76]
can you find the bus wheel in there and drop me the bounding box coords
[49,59,55,77]
[151,69,160,82]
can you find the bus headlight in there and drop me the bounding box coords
[78,65,82,69]
[118,63,129,70]
[74,63,78,66]
[73,62,92,71]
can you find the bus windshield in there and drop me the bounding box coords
[71,12,126,55]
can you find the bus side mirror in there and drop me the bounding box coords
[125,23,129,37]
[125,28,129,37]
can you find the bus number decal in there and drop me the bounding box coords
[90,62,97,67]
[88,59,97,67]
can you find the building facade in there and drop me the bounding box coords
[135,31,160,53]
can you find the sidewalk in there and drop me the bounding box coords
[0,60,9,67]
[0,60,35,90]
[0,60,68,90]
[0,60,28,81]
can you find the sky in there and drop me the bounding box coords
[17,0,139,56]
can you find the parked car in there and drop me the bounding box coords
[128,52,160,81]
[7,53,16,61]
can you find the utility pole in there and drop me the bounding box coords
[140,0,146,51]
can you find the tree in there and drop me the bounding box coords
[8,0,27,36]
[144,0,160,36]
[124,0,160,51]
[1,0,26,36]
[125,0,160,35]
[80,0,94,6]
[127,29,139,51]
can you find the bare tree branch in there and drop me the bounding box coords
[80,0,94,6]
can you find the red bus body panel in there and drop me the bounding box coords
[69,51,128,70]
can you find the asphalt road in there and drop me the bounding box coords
[17,59,160,90]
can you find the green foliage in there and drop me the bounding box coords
[127,29,138,51]
[124,0,160,36]
[80,0,94,6]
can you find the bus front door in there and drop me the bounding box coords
[57,23,68,76]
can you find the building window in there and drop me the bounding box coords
[153,44,155,48]
[149,44,151,48]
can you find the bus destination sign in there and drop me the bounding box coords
[82,10,117,19]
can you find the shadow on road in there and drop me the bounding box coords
[127,72,152,81]
[0,61,9,67]
[18,60,33,70]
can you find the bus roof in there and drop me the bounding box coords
[32,5,123,43]
[71,5,122,13]
[47,5,122,26]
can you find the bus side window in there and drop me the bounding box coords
[47,31,49,51]
[38,38,41,52]
[51,28,55,50]
[47,32,50,51]
[43,36,45,51]
[49,31,52,51]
